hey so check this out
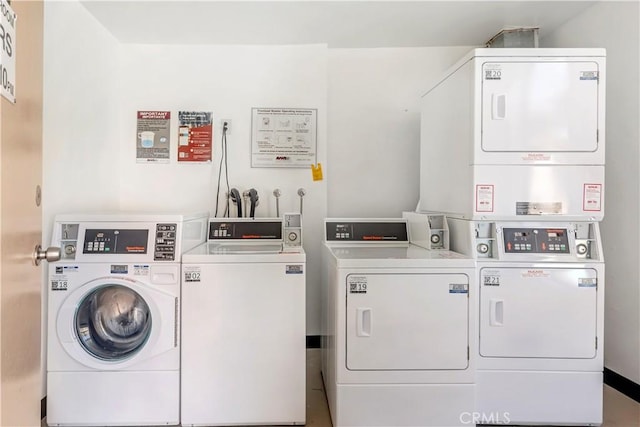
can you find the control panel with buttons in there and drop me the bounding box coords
[325,221,408,242]
[155,223,177,261]
[83,229,149,255]
[503,228,570,254]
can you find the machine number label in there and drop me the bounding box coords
[51,280,68,291]
[184,267,201,283]
[110,264,128,274]
[580,71,598,81]
[483,275,500,286]
[579,278,597,288]
[449,283,468,294]
[484,70,502,80]
[286,265,303,275]
[348,276,368,294]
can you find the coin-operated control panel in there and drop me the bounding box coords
[283,213,303,252]
[502,228,570,254]
[402,212,449,250]
[461,221,603,261]
[59,224,80,260]
[208,220,283,241]
[79,223,177,261]
[325,220,409,243]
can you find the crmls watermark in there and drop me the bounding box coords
[460,411,511,425]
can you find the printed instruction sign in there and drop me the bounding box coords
[178,111,213,163]
[136,111,171,163]
[1,0,16,103]
[583,183,602,212]
[251,108,317,168]
[476,185,495,212]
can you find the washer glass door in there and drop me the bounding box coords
[75,284,152,361]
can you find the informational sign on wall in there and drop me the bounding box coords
[1,0,17,103]
[251,108,317,168]
[136,111,171,163]
[178,111,213,163]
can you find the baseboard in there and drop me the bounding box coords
[306,335,321,348]
[604,367,640,403]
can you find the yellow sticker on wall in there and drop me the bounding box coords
[311,163,323,181]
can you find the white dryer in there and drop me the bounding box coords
[419,48,606,220]
[180,218,306,426]
[448,217,604,426]
[47,212,207,426]
[321,218,477,427]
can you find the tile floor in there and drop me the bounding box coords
[44,349,640,426]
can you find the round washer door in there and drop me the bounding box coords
[57,276,177,370]
[75,284,152,361]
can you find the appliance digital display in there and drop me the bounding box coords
[83,229,149,254]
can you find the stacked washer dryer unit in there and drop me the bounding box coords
[418,48,606,425]
[180,217,306,426]
[47,212,208,426]
[321,218,477,427]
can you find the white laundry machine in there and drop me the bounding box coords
[448,217,604,426]
[46,212,208,426]
[180,218,306,426]
[321,218,477,427]
[419,48,606,220]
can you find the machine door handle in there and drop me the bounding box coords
[356,308,372,337]
[492,93,507,120]
[33,245,61,266]
[489,299,504,326]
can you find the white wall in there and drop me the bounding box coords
[42,0,121,397]
[42,0,639,404]
[117,44,328,335]
[327,47,473,217]
[543,2,640,383]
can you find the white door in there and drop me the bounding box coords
[346,273,469,370]
[481,61,600,152]
[479,267,598,358]
[0,1,44,425]
[54,277,177,370]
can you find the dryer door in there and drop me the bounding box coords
[346,273,469,371]
[57,276,177,370]
[481,60,600,153]
[479,267,598,358]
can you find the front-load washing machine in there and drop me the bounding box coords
[448,217,604,426]
[46,212,207,426]
[180,218,306,426]
[321,218,477,427]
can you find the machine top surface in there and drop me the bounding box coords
[182,242,305,263]
[465,47,606,58]
[327,245,474,269]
